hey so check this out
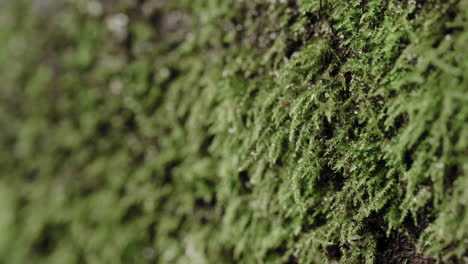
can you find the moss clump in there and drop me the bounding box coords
[0,0,467,263]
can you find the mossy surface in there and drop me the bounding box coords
[0,0,467,263]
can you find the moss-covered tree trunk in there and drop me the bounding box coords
[0,0,467,263]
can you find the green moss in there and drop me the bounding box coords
[0,0,467,263]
